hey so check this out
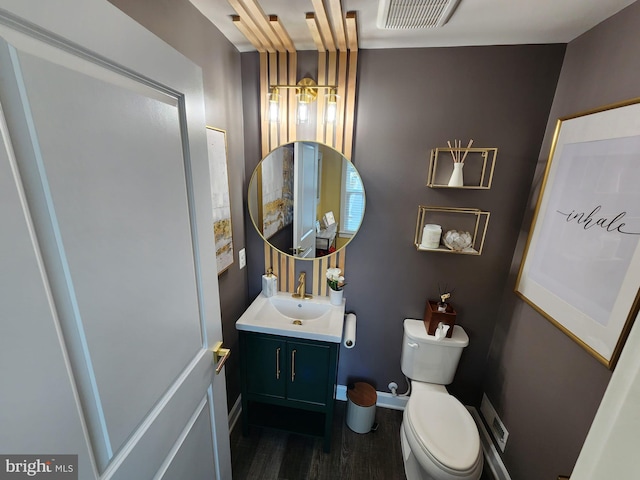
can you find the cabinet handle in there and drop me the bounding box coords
[276,347,281,380]
[291,349,296,382]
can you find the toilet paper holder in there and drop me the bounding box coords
[343,313,357,348]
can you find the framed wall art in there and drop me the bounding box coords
[206,126,233,274]
[515,98,640,369]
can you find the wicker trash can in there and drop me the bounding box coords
[346,382,377,434]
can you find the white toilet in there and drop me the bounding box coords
[400,319,483,480]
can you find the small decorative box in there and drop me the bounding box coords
[423,300,456,338]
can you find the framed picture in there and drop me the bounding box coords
[515,98,640,369]
[323,211,335,228]
[206,126,234,274]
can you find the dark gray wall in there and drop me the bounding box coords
[484,2,640,479]
[242,44,565,405]
[109,0,249,410]
[241,53,264,300]
[338,45,565,404]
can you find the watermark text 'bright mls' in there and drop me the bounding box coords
[0,455,77,480]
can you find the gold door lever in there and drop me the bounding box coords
[212,341,231,375]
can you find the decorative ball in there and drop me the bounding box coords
[443,230,472,251]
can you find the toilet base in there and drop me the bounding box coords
[401,418,483,480]
[401,424,432,480]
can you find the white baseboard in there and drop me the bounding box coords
[336,384,408,410]
[229,384,408,434]
[468,406,511,480]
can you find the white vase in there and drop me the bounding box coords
[329,288,343,306]
[448,162,464,187]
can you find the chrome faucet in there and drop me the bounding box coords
[292,272,312,299]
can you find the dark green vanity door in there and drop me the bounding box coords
[239,331,339,452]
[286,340,331,405]
[244,333,286,399]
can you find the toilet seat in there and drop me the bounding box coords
[404,383,482,477]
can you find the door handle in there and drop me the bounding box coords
[276,347,281,380]
[212,341,231,375]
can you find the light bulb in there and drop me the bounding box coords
[324,89,338,124]
[325,100,337,123]
[268,88,280,123]
[297,102,309,124]
[269,99,279,122]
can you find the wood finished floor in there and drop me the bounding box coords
[230,400,406,480]
[230,400,494,480]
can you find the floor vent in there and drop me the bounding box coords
[480,394,509,452]
[377,0,462,29]
[468,407,512,480]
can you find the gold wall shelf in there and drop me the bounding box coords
[427,147,497,189]
[414,206,490,255]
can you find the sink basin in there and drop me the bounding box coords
[236,292,345,343]
[269,296,332,320]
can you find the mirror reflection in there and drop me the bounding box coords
[248,141,365,259]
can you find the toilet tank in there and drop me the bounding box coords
[401,318,469,385]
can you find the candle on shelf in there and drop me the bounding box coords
[421,224,442,249]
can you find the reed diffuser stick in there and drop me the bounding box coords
[460,139,474,163]
[447,141,457,162]
[447,139,475,163]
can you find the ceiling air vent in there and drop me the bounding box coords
[377,0,462,29]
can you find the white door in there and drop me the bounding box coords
[0,1,231,479]
[570,310,640,479]
[292,142,318,258]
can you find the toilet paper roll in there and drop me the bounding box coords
[343,313,357,348]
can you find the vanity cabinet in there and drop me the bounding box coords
[239,331,339,452]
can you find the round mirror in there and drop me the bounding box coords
[248,141,365,259]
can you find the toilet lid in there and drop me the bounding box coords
[406,386,480,472]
